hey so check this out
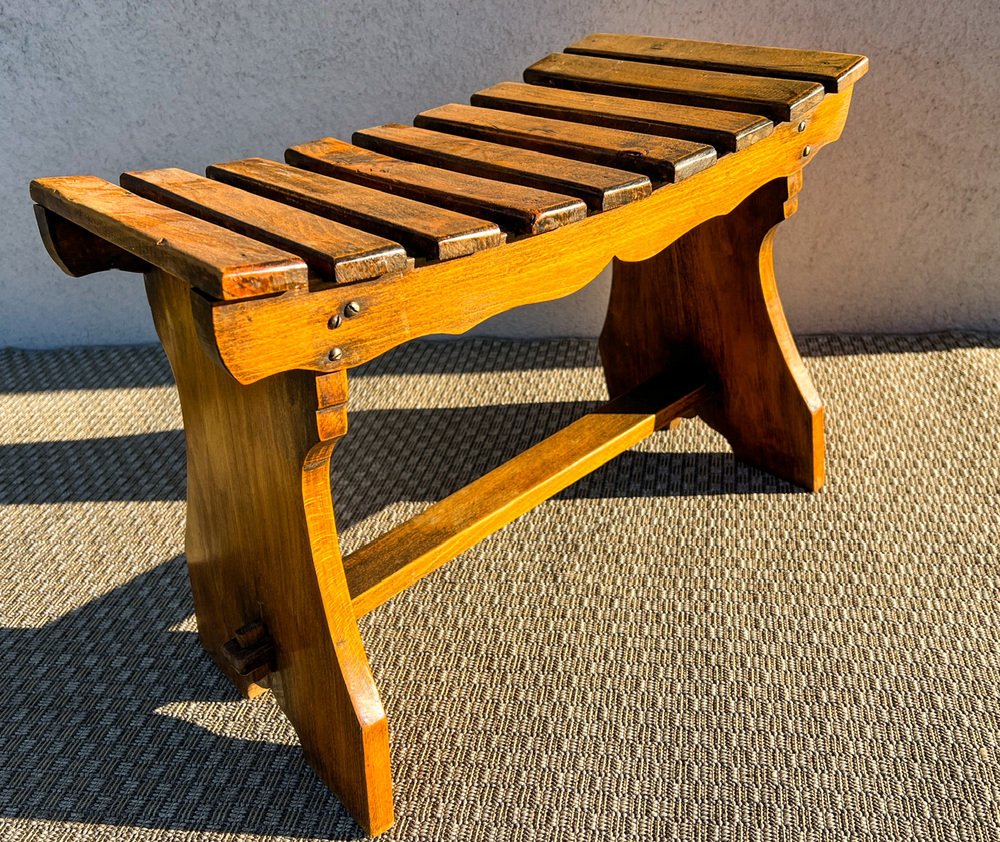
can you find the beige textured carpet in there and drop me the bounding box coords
[1,334,998,841]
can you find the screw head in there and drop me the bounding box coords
[802,145,812,158]
[327,314,342,329]
[344,300,362,317]
[327,347,343,362]
[797,121,807,132]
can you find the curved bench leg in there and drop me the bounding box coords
[599,173,824,491]
[144,270,393,835]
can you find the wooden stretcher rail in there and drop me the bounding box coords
[345,374,713,617]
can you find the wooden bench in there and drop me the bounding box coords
[30,33,867,835]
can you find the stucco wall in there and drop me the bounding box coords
[2,0,997,348]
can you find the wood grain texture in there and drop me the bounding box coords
[121,168,409,284]
[471,81,773,153]
[567,33,869,93]
[346,375,712,617]
[524,52,825,122]
[201,88,856,384]
[207,158,504,261]
[286,137,587,235]
[145,271,393,834]
[415,104,716,182]
[29,176,308,299]
[600,173,824,490]
[33,204,149,276]
[352,123,652,212]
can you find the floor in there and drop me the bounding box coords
[1,333,998,841]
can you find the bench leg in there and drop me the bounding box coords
[144,270,394,835]
[599,173,824,491]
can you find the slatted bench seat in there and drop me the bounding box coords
[29,33,867,835]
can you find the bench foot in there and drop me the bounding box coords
[599,174,824,491]
[145,271,394,835]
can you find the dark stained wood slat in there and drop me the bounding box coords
[120,168,409,284]
[207,158,504,261]
[352,123,652,212]
[29,175,307,299]
[286,137,587,234]
[524,52,825,123]
[567,33,869,93]
[471,81,772,153]
[414,104,716,183]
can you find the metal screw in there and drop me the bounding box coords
[327,347,343,362]
[344,300,362,317]
[802,145,812,158]
[797,121,807,132]
[327,314,342,329]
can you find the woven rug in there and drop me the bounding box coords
[0,334,998,841]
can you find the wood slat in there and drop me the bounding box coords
[524,52,825,122]
[286,137,587,234]
[414,104,716,183]
[29,175,307,299]
[567,33,869,93]
[203,87,859,385]
[345,373,712,617]
[352,123,652,212]
[207,158,505,261]
[120,168,409,284]
[472,81,772,153]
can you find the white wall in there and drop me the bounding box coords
[2,0,997,348]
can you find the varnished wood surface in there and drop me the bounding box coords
[415,103,716,182]
[30,175,308,299]
[600,174,824,490]
[471,81,773,152]
[208,158,505,261]
[286,137,587,235]
[202,88,855,384]
[121,168,409,284]
[145,271,393,834]
[567,32,869,92]
[352,124,652,212]
[524,52,826,122]
[346,375,712,617]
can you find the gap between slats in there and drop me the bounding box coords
[121,167,411,285]
[565,33,869,93]
[414,103,717,183]
[208,158,506,262]
[524,52,826,123]
[471,81,773,153]
[286,137,587,235]
[351,123,653,212]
